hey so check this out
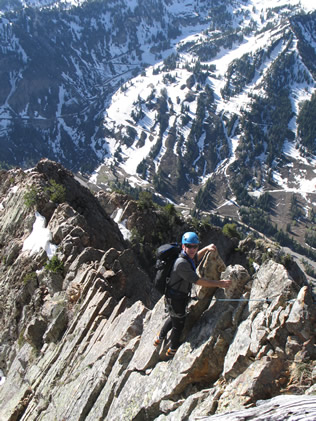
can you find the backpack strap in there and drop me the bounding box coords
[180,251,196,271]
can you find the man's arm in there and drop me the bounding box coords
[196,278,232,289]
[197,243,217,261]
[196,243,231,288]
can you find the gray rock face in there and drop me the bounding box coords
[197,395,316,420]
[0,160,315,421]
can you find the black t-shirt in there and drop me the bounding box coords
[168,254,199,294]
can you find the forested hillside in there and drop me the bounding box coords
[0,0,315,257]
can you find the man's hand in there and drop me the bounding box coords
[197,278,232,288]
[206,243,216,252]
[220,279,232,289]
[198,243,217,260]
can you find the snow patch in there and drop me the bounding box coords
[0,369,5,386]
[22,212,57,259]
[112,208,132,240]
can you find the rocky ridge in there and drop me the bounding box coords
[0,159,315,420]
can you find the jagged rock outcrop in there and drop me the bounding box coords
[0,159,152,376]
[199,395,316,420]
[0,160,315,420]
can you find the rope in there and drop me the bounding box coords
[211,298,296,303]
[191,296,297,303]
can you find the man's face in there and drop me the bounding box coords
[182,243,199,258]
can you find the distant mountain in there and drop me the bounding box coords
[0,0,315,249]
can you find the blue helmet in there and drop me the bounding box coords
[182,231,199,245]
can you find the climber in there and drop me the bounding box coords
[154,231,232,357]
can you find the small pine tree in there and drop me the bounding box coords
[46,179,66,204]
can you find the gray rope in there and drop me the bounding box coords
[212,298,296,303]
[191,297,297,303]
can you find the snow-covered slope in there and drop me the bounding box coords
[93,0,315,197]
[0,0,315,247]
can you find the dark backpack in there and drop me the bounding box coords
[153,243,181,294]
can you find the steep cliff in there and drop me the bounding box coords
[0,160,315,420]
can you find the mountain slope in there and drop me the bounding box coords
[96,2,316,190]
[88,1,316,249]
[1,0,215,170]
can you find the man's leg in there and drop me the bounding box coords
[166,296,187,355]
[154,316,172,346]
[160,317,172,338]
[169,314,186,349]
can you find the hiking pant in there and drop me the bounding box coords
[160,290,188,349]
